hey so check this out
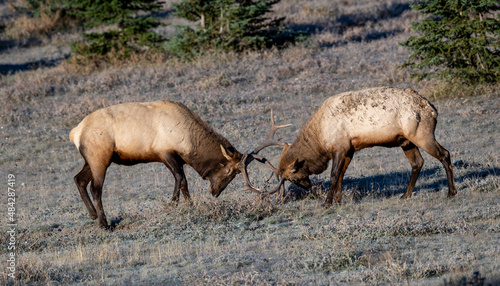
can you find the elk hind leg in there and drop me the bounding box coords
[400,143,424,199]
[415,139,457,198]
[89,164,109,229]
[74,162,98,220]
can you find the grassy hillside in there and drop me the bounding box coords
[0,0,499,285]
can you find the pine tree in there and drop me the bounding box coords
[69,0,165,60]
[400,0,500,84]
[168,0,291,59]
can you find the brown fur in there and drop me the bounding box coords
[277,87,457,204]
[70,101,242,228]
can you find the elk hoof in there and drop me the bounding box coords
[98,219,109,230]
[321,201,333,208]
[99,223,111,231]
[447,191,457,198]
[400,193,412,200]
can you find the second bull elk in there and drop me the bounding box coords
[245,87,457,204]
[70,101,288,229]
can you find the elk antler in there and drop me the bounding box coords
[239,152,279,195]
[253,110,292,153]
[239,110,291,195]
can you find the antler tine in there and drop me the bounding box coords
[253,110,292,154]
[248,153,279,175]
[240,110,291,195]
[268,110,293,142]
[261,178,286,196]
[239,152,284,196]
[239,152,264,195]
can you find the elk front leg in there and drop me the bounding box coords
[325,149,351,205]
[163,153,191,203]
[179,175,190,201]
[401,143,424,199]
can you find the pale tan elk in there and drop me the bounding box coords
[244,87,457,204]
[70,101,287,229]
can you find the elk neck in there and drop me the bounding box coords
[287,117,330,175]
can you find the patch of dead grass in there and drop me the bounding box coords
[3,3,77,42]
[418,79,500,100]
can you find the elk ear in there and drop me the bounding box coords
[281,143,290,155]
[288,159,305,173]
[220,145,233,161]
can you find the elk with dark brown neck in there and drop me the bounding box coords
[245,87,457,205]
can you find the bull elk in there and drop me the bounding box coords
[70,101,288,228]
[245,87,457,204]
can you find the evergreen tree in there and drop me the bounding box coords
[400,0,500,84]
[69,0,165,60]
[168,0,291,59]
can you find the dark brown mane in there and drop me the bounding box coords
[288,119,330,175]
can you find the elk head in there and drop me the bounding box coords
[208,145,243,197]
[277,144,311,190]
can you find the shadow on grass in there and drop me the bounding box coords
[288,2,411,47]
[285,160,499,202]
[153,8,175,18]
[0,39,15,53]
[444,270,499,286]
[109,216,124,231]
[0,58,66,75]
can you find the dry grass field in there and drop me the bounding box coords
[0,0,499,285]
